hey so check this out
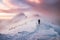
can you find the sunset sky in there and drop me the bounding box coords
[0,2,16,20]
[0,0,31,20]
[0,0,19,20]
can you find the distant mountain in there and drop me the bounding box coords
[11,13,27,23]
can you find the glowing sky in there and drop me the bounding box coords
[27,0,40,4]
[0,0,30,20]
[0,1,16,20]
[0,13,16,19]
[0,3,16,20]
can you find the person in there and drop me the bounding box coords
[38,19,40,24]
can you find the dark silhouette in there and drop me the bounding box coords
[38,19,40,24]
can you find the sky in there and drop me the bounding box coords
[0,2,15,20]
[0,0,32,20]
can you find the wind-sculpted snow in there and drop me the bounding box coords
[0,14,60,40]
[0,24,60,40]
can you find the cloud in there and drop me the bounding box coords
[2,0,30,8]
